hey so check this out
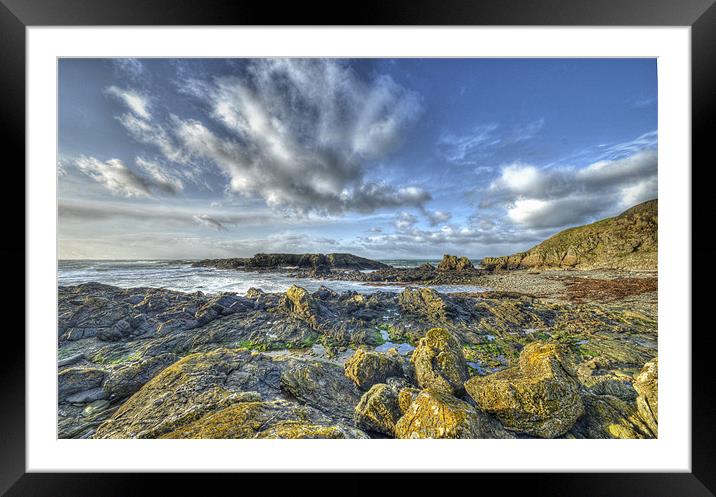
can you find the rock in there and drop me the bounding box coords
[354,383,403,435]
[399,287,456,322]
[93,349,275,438]
[633,357,658,436]
[58,367,106,401]
[437,254,475,271]
[464,342,584,438]
[102,353,177,400]
[569,393,654,439]
[58,352,85,368]
[193,252,389,271]
[577,359,636,400]
[410,327,468,395]
[245,287,264,299]
[160,399,368,439]
[394,389,510,439]
[280,360,362,422]
[279,285,322,328]
[397,387,421,414]
[66,387,107,404]
[313,285,338,300]
[82,399,110,417]
[344,348,404,390]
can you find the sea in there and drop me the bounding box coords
[57,259,486,295]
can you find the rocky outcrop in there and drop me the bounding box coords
[633,357,658,436]
[279,285,323,328]
[437,254,475,271]
[398,287,457,322]
[411,328,468,395]
[193,253,389,271]
[394,389,511,439]
[481,199,657,271]
[344,349,404,390]
[464,342,584,437]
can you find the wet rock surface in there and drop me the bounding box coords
[59,272,657,439]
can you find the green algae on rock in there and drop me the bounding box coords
[464,342,584,438]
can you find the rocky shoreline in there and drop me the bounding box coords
[58,267,658,439]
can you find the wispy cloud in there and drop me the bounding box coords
[437,119,546,166]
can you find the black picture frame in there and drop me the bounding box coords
[3,0,714,495]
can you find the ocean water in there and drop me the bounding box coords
[57,259,485,295]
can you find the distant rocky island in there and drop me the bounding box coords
[57,204,658,440]
[192,252,390,271]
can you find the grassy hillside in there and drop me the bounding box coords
[482,199,657,271]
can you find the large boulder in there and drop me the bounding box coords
[437,254,475,271]
[58,367,107,401]
[410,328,468,395]
[464,342,584,438]
[344,349,404,390]
[354,383,403,435]
[394,389,510,439]
[398,287,455,322]
[633,357,658,436]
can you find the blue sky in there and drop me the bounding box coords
[58,58,657,259]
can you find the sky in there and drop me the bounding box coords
[58,58,657,260]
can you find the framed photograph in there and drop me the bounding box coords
[5,0,715,494]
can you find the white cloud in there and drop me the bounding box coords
[74,156,189,198]
[172,59,427,215]
[394,211,418,231]
[105,86,151,119]
[486,149,657,229]
[424,209,452,226]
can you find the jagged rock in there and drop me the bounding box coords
[411,327,468,395]
[245,287,264,299]
[633,357,658,436]
[280,360,362,422]
[399,287,456,322]
[354,383,403,435]
[394,389,511,439]
[58,367,107,401]
[464,342,584,438]
[279,285,322,328]
[159,399,368,439]
[437,254,475,271]
[66,387,107,403]
[344,349,404,390]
